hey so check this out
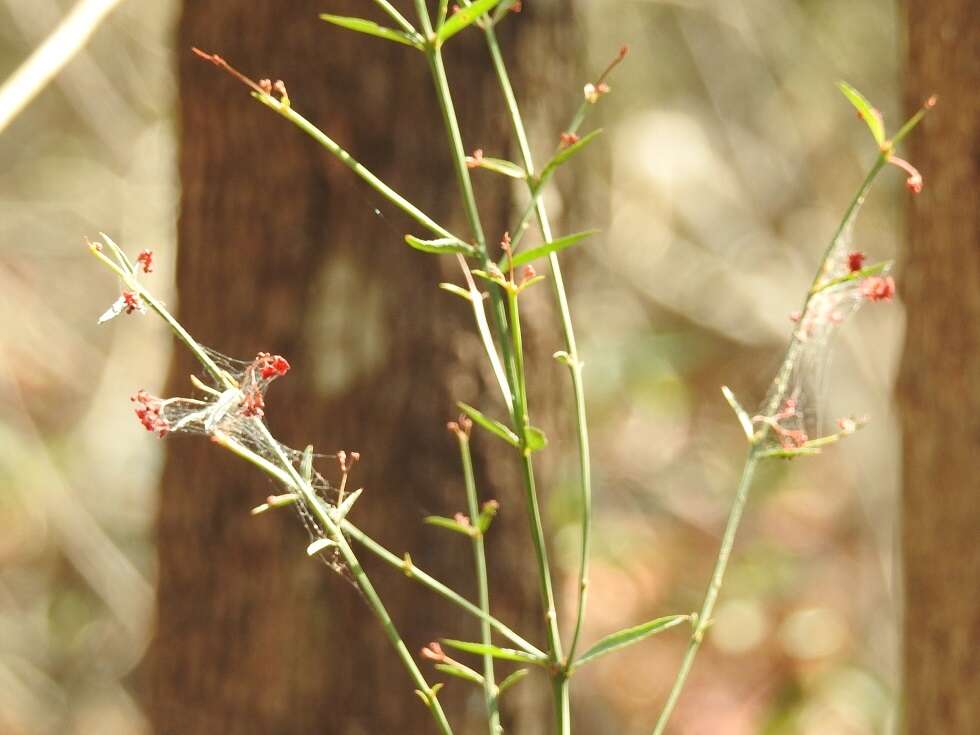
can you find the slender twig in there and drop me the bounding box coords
[480,26,599,670]
[246,422,455,735]
[415,7,567,729]
[649,453,759,735]
[191,48,464,246]
[456,429,501,735]
[651,157,889,735]
[213,427,543,658]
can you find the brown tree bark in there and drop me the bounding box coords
[142,1,581,734]
[899,3,979,733]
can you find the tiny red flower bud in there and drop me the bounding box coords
[559,132,579,148]
[847,251,866,273]
[465,149,484,169]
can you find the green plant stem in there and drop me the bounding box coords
[250,421,455,735]
[509,291,567,735]
[652,157,888,735]
[419,9,565,730]
[482,25,594,667]
[214,430,543,658]
[257,96,463,244]
[457,432,501,735]
[89,244,231,389]
[650,453,758,735]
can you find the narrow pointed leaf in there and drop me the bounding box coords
[307,538,336,556]
[441,639,547,665]
[434,663,484,685]
[572,614,690,670]
[320,14,422,48]
[508,229,598,269]
[837,81,885,145]
[439,282,473,301]
[406,234,476,257]
[496,668,529,694]
[473,157,526,179]
[332,487,363,523]
[457,402,519,447]
[539,129,603,181]
[437,0,504,43]
[424,515,478,537]
[721,386,754,440]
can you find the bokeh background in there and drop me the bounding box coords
[1,0,906,733]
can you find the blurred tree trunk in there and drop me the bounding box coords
[143,1,581,734]
[899,2,979,733]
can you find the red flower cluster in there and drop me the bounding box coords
[131,390,169,437]
[122,291,142,314]
[861,275,896,302]
[137,249,154,274]
[254,352,290,380]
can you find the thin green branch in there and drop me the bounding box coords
[481,26,594,670]
[248,422,455,735]
[650,454,759,735]
[652,156,891,735]
[457,431,501,735]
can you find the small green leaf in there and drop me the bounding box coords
[539,129,603,181]
[438,282,473,301]
[457,402,519,447]
[476,500,499,533]
[572,614,690,670]
[496,668,529,694]
[406,234,476,257]
[424,515,478,537]
[837,81,885,146]
[473,157,527,179]
[437,0,504,43]
[320,14,422,48]
[434,662,484,685]
[721,386,754,441]
[507,230,598,269]
[523,426,548,452]
[441,639,547,665]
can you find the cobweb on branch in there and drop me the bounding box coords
[757,200,887,449]
[132,347,350,574]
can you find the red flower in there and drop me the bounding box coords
[254,352,290,379]
[847,251,866,273]
[122,291,142,314]
[131,390,169,437]
[137,249,154,274]
[861,275,896,302]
